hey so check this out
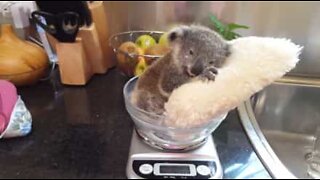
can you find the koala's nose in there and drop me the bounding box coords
[190,60,203,76]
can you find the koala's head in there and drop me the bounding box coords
[168,25,230,77]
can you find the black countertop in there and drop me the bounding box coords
[0,69,270,179]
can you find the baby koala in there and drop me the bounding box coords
[131,25,230,115]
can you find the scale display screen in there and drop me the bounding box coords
[160,165,190,174]
[154,163,196,176]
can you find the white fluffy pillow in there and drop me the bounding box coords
[165,37,303,128]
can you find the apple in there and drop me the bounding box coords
[145,44,170,56]
[135,35,156,51]
[144,44,171,65]
[134,58,148,77]
[158,33,169,47]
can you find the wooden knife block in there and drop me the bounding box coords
[54,2,114,86]
[89,1,115,69]
[56,23,110,85]
[77,23,108,74]
[56,39,93,85]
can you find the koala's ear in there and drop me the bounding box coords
[168,27,185,42]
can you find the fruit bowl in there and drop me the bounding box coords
[109,31,168,77]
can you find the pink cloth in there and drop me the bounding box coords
[0,80,18,133]
[0,95,5,133]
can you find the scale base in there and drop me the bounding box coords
[126,130,223,179]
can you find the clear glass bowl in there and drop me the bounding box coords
[123,77,227,151]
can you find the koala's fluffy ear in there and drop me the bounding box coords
[168,26,186,42]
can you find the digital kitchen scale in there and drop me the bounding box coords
[126,130,223,179]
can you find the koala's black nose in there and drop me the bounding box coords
[190,60,203,76]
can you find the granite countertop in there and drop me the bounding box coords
[0,69,270,179]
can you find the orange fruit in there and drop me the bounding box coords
[117,41,144,76]
[144,44,170,65]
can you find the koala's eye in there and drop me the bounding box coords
[209,61,214,65]
[189,50,194,55]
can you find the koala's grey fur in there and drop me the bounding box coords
[131,25,230,115]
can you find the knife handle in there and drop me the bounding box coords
[31,11,57,35]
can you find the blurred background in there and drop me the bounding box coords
[1,1,320,77]
[104,1,320,77]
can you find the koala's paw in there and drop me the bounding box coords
[200,67,218,81]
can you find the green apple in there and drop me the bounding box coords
[135,35,157,51]
[134,58,148,77]
[158,33,169,47]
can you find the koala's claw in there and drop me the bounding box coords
[202,71,216,81]
[201,67,218,81]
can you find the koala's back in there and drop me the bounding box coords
[131,53,175,114]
